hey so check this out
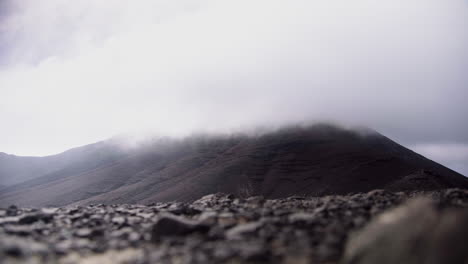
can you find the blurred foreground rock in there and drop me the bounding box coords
[342,197,468,264]
[0,189,467,264]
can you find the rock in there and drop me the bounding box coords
[0,236,49,258]
[0,216,21,225]
[4,225,35,236]
[226,221,263,240]
[111,216,126,226]
[75,228,93,238]
[6,205,19,216]
[341,198,468,264]
[246,196,265,205]
[193,193,235,208]
[75,227,104,238]
[288,212,316,224]
[166,203,201,216]
[40,208,58,214]
[1,189,467,264]
[151,214,209,242]
[198,211,218,225]
[217,212,237,228]
[239,241,271,261]
[18,213,53,224]
[440,189,468,207]
[54,240,72,255]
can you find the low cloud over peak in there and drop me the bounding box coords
[0,0,467,175]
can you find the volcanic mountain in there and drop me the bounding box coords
[0,124,467,207]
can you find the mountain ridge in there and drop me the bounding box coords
[1,124,467,207]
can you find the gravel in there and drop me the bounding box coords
[1,189,467,264]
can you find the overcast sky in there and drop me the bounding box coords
[0,0,467,175]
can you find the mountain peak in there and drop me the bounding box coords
[1,125,467,207]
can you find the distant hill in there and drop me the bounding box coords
[1,124,467,207]
[0,142,130,186]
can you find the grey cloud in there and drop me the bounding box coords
[0,0,467,175]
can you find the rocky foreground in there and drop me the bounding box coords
[1,189,468,264]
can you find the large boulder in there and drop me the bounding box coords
[342,198,468,264]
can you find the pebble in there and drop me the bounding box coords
[0,189,467,264]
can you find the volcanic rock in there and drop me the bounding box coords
[151,214,210,241]
[342,198,468,264]
[1,189,468,264]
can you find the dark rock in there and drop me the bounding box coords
[6,205,19,216]
[5,245,23,257]
[1,189,467,264]
[151,214,210,242]
[168,204,201,216]
[18,213,51,225]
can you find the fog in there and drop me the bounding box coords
[0,0,467,175]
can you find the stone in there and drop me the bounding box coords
[226,221,263,240]
[18,213,53,225]
[288,212,316,224]
[342,198,468,264]
[0,189,467,264]
[6,205,19,216]
[151,214,209,242]
[75,227,104,238]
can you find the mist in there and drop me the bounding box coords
[0,0,467,174]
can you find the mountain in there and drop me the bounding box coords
[0,152,59,186]
[0,124,467,207]
[0,142,131,187]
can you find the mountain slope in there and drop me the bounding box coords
[1,125,467,207]
[0,142,130,186]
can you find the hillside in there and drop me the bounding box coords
[0,142,130,186]
[0,125,467,207]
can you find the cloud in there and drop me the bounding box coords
[0,0,467,176]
